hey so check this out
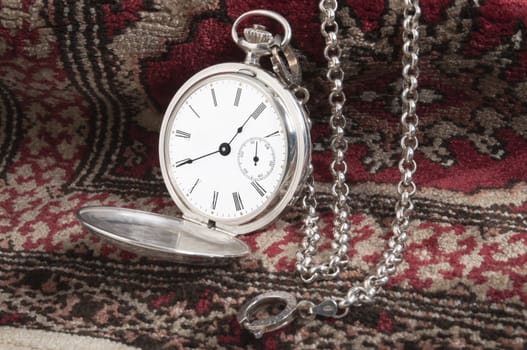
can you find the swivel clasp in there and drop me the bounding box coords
[236,291,297,338]
[237,291,341,338]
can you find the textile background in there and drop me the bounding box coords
[0,0,526,349]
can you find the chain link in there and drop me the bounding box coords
[295,0,421,311]
[295,0,351,284]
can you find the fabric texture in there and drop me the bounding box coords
[1,0,526,348]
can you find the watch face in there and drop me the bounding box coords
[163,75,289,222]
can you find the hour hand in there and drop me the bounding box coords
[228,102,267,145]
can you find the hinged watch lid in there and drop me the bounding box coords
[77,206,250,265]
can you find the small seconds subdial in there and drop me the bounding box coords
[238,137,275,181]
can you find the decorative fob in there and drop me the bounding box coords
[159,10,310,235]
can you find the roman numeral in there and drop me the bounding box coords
[251,181,267,197]
[175,129,191,138]
[189,105,201,118]
[251,102,266,119]
[264,130,279,138]
[211,191,219,210]
[234,87,242,106]
[233,192,244,211]
[189,178,200,194]
[211,88,217,107]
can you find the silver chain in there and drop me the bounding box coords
[296,0,421,311]
[235,3,421,335]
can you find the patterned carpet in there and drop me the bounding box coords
[1,0,526,348]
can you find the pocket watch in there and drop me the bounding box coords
[77,10,310,264]
[159,10,310,235]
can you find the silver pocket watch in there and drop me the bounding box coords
[77,10,311,265]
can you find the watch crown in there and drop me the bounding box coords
[243,25,274,44]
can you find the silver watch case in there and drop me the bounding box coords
[159,62,311,236]
[76,10,309,264]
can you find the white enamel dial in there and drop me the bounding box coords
[166,77,288,221]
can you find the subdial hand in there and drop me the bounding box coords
[237,137,275,181]
[253,141,259,166]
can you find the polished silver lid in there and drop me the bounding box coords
[77,206,250,265]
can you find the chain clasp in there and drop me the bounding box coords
[237,291,297,338]
[237,291,342,338]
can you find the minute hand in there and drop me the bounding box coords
[228,102,266,145]
[176,149,219,167]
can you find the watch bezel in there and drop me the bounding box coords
[159,63,310,235]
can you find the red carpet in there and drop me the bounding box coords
[0,0,526,348]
